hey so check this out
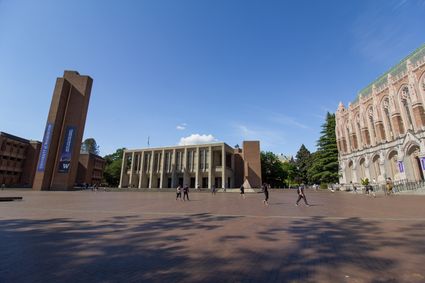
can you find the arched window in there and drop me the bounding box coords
[346,125,352,150]
[382,97,393,139]
[368,107,377,140]
[356,115,362,147]
[401,86,414,130]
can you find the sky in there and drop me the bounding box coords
[1,0,425,157]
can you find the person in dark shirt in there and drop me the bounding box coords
[296,185,309,206]
[240,184,245,199]
[183,185,190,201]
[262,183,269,206]
[212,185,217,195]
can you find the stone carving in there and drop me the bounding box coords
[401,86,409,101]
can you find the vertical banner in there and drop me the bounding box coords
[58,126,77,173]
[37,122,54,172]
[420,157,425,171]
[397,161,404,173]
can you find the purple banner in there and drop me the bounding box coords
[398,161,404,173]
[420,158,425,171]
[58,126,77,173]
[37,122,53,172]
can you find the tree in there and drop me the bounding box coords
[81,138,100,155]
[308,112,339,184]
[295,144,311,184]
[261,151,287,188]
[103,148,126,187]
[282,161,297,187]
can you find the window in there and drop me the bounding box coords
[401,86,414,129]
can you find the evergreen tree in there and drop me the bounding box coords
[308,112,339,184]
[81,138,100,155]
[295,144,311,184]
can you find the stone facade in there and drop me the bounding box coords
[336,44,425,184]
[119,141,262,189]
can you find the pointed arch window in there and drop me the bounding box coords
[368,107,377,139]
[382,98,393,139]
[401,86,414,130]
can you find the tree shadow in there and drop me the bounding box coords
[0,213,240,282]
[1,214,424,282]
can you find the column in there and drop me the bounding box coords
[138,151,145,188]
[171,149,176,188]
[149,151,154,188]
[222,145,226,189]
[183,147,188,186]
[195,147,200,188]
[208,146,212,188]
[118,151,127,188]
[351,161,358,184]
[129,152,135,188]
[159,149,165,188]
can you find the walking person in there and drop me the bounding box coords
[176,185,182,200]
[350,181,358,194]
[1,183,5,190]
[263,183,269,206]
[211,185,216,195]
[240,184,245,199]
[295,184,310,206]
[386,177,394,196]
[183,184,190,201]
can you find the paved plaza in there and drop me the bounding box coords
[1,190,425,283]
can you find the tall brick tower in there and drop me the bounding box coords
[242,141,262,188]
[33,71,93,190]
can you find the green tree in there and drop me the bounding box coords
[295,144,311,184]
[282,160,297,187]
[81,138,100,155]
[308,112,339,184]
[261,151,287,188]
[103,148,126,187]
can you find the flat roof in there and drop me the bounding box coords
[0,131,30,144]
[125,142,233,153]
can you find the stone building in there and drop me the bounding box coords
[336,44,425,184]
[0,132,41,187]
[119,141,261,189]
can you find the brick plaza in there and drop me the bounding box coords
[1,190,425,283]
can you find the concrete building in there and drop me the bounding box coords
[336,44,425,184]
[119,141,261,189]
[76,152,106,186]
[0,132,41,187]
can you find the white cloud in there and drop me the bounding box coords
[269,113,309,129]
[178,134,217,146]
[234,124,286,149]
[176,123,187,130]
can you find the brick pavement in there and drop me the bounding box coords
[0,190,425,283]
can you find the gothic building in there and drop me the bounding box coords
[336,44,425,184]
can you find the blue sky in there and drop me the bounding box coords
[1,0,425,156]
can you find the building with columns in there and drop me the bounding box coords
[119,141,261,189]
[336,44,425,184]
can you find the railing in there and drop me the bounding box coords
[341,179,425,194]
